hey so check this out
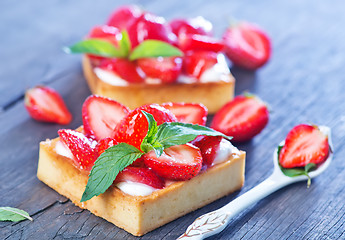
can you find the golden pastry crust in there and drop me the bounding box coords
[82,55,235,113]
[37,136,245,236]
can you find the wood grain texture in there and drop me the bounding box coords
[1,0,345,239]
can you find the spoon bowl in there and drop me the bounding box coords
[178,125,332,240]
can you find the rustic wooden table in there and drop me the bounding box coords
[1,0,345,239]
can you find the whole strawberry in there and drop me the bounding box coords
[223,22,271,70]
[113,104,177,150]
[211,95,269,142]
[25,86,72,125]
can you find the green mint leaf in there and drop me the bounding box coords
[140,111,164,156]
[0,207,33,222]
[81,143,143,202]
[129,40,183,61]
[64,39,127,58]
[156,122,232,149]
[119,30,131,56]
[277,145,317,187]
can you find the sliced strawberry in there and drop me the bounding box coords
[127,12,177,48]
[169,17,212,37]
[95,137,118,158]
[161,102,208,125]
[183,50,218,79]
[211,95,269,142]
[58,129,96,172]
[106,5,143,30]
[82,95,130,140]
[99,58,145,83]
[143,144,202,180]
[113,104,177,150]
[279,124,329,168]
[223,22,271,70]
[137,57,182,83]
[25,86,72,125]
[115,166,165,189]
[191,136,222,166]
[179,34,224,52]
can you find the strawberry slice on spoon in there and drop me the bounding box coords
[82,95,130,140]
[143,144,202,180]
[279,124,330,168]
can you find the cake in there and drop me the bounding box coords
[36,96,245,236]
[67,5,235,113]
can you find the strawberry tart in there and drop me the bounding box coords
[37,95,245,236]
[68,5,235,113]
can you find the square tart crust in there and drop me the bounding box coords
[82,55,235,114]
[37,137,245,236]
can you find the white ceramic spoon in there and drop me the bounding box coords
[178,126,332,240]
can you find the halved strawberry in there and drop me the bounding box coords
[191,136,222,166]
[25,86,72,125]
[115,166,165,189]
[279,124,329,168]
[82,95,129,140]
[179,34,224,52]
[143,144,202,180]
[58,129,96,172]
[161,102,208,125]
[113,104,177,150]
[169,17,212,37]
[127,12,177,48]
[99,58,145,83]
[183,50,218,79]
[211,95,269,142]
[106,5,143,30]
[94,137,118,158]
[137,57,183,83]
[223,22,271,70]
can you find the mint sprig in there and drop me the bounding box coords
[65,30,183,60]
[277,145,317,187]
[81,143,143,202]
[0,207,33,222]
[81,111,232,202]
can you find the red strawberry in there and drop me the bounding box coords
[169,17,212,37]
[211,95,269,142]
[137,57,182,83]
[223,22,271,70]
[82,95,130,140]
[279,124,329,168]
[58,129,97,172]
[183,50,218,79]
[127,12,177,48]
[106,5,143,30]
[25,86,72,125]
[143,144,202,180]
[95,137,118,158]
[115,166,165,189]
[179,34,224,52]
[113,104,177,150]
[88,25,120,45]
[191,136,222,166]
[161,102,208,125]
[99,58,145,83]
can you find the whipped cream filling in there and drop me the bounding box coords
[116,182,157,196]
[55,140,74,159]
[94,53,231,86]
[53,136,239,197]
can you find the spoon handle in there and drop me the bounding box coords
[178,174,288,240]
